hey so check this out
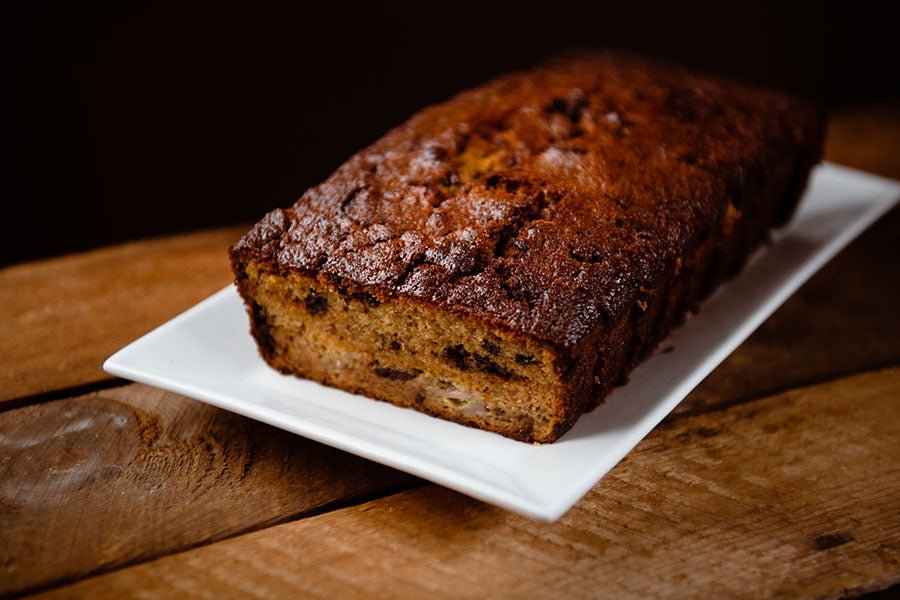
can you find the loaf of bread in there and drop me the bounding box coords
[230,52,825,443]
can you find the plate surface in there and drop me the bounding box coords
[105,163,899,521]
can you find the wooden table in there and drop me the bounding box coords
[2,105,899,600]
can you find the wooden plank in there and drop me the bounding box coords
[0,384,416,597]
[40,366,900,600]
[0,227,244,404]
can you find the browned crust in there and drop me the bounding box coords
[230,52,825,442]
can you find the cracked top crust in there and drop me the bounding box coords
[231,52,822,350]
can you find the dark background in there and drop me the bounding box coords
[5,1,899,266]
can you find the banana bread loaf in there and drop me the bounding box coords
[230,52,825,443]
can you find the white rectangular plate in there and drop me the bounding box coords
[106,163,899,521]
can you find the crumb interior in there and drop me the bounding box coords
[241,263,566,441]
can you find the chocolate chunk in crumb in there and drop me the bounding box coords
[515,353,538,366]
[374,366,420,381]
[481,338,501,355]
[353,291,381,307]
[303,292,328,315]
[443,345,471,370]
[473,353,515,379]
[250,302,276,356]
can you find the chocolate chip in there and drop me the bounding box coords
[352,291,381,306]
[569,247,604,264]
[515,353,538,366]
[484,174,523,193]
[303,292,328,316]
[481,338,501,355]
[545,91,588,124]
[251,302,276,356]
[443,344,471,370]
[473,353,514,379]
[374,366,420,381]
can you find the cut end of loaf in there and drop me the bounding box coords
[234,262,575,442]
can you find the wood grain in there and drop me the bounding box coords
[0,227,244,404]
[41,366,900,600]
[0,384,416,597]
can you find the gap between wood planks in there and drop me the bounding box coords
[663,356,900,422]
[0,378,131,415]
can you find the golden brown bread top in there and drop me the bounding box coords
[231,52,824,350]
